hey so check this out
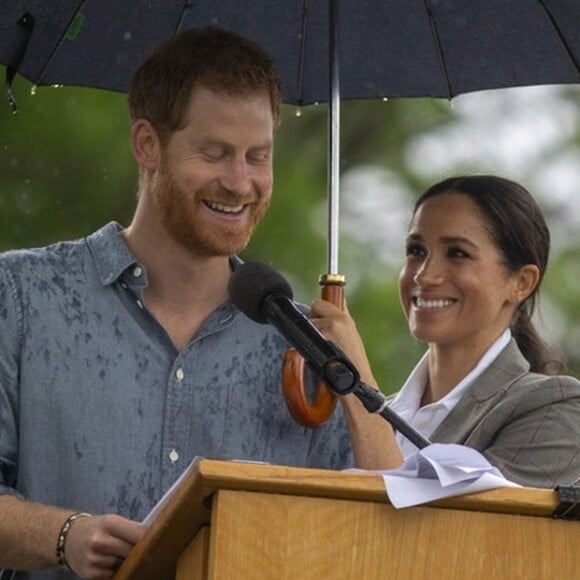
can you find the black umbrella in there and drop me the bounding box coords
[3,1,580,103]
[2,0,580,424]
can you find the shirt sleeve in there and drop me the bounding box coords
[481,375,580,488]
[0,261,23,495]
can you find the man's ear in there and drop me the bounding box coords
[511,264,540,304]
[130,119,161,170]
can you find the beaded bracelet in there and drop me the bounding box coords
[55,511,92,572]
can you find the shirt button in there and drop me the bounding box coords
[169,449,179,463]
[175,368,185,382]
[136,299,144,309]
[133,266,143,278]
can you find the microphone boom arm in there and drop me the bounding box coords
[352,383,431,449]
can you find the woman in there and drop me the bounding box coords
[312,175,580,488]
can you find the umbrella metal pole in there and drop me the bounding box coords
[320,0,345,294]
[326,0,341,278]
[282,0,344,428]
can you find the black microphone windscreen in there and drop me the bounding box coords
[228,261,293,324]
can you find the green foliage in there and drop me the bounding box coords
[1,75,135,248]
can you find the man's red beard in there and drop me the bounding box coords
[151,167,269,258]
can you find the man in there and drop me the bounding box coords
[0,28,389,579]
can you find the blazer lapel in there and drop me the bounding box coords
[430,339,529,444]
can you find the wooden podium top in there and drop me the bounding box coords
[114,459,562,580]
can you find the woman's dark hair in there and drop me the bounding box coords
[414,175,560,374]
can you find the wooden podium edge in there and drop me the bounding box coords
[115,459,560,579]
[194,459,560,516]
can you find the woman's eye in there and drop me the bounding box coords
[405,244,425,257]
[448,247,469,259]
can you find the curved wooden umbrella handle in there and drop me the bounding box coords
[282,274,346,427]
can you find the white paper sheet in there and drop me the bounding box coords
[142,456,202,526]
[379,443,520,508]
[142,457,271,526]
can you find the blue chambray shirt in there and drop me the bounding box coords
[0,222,354,580]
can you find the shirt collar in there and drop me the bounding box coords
[85,221,243,325]
[86,222,139,286]
[391,328,512,414]
[390,351,429,414]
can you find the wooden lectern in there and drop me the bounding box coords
[114,459,579,579]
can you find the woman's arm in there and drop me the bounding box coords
[309,299,404,470]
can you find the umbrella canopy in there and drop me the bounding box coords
[2,0,580,105]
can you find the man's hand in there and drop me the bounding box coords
[64,514,147,579]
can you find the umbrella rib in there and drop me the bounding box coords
[34,0,89,86]
[423,0,453,99]
[175,0,194,33]
[6,11,35,114]
[296,0,309,103]
[538,0,580,77]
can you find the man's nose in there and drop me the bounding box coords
[220,157,252,196]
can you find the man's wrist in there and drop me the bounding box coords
[55,511,92,572]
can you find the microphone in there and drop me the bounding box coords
[228,260,360,395]
[228,261,431,449]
